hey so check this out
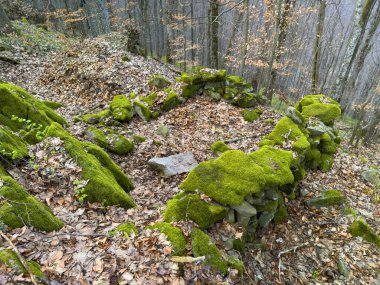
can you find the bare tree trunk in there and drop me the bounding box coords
[239,0,250,75]
[222,8,244,67]
[166,0,173,64]
[210,0,219,69]
[311,0,326,94]
[0,2,13,35]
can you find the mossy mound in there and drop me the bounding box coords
[141,92,158,107]
[46,123,135,208]
[259,116,310,155]
[241,108,261,122]
[149,74,171,89]
[306,189,346,208]
[350,219,380,248]
[0,126,29,160]
[147,222,186,256]
[42,100,63,109]
[181,69,227,85]
[77,109,111,125]
[0,249,44,279]
[160,89,181,112]
[180,150,266,206]
[86,126,134,155]
[134,100,152,122]
[0,166,64,231]
[210,141,230,155]
[295,94,341,125]
[164,193,227,229]
[0,83,66,131]
[108,222,138,237]
[191,228,228,275]
[110,95,133,122]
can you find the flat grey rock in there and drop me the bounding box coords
[232,201,257,217]
[286,107,304,125]
[362,168,380,185]
[148,152,198,176]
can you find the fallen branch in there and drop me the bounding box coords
[0,231,38,285]
[277,242,310,281]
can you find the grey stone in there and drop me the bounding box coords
[232,201,257,217]
[265,189,278,200]
[286,107,304,125]
[226,209,236,223]
[258,211,274,227]
[157,124,169,137]
[362,168,380,185]
[236,212,251,227]
[306,190,346,208]
[337,259,349,277]
[148,152,198,176]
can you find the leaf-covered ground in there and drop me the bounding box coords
[0,33,379,284]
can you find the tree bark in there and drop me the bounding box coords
[210,0,219,69]
[0,2,13,35]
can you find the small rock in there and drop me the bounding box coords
[306,189,346,208]
[157,124,170,137]
[148,152,198,176]
[258,211,274,227]
[337,259,349,277]
[285,107,304,125]
[361,168,380,185]
[232,201,257,217]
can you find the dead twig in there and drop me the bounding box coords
[277,242,310,281]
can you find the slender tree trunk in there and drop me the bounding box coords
[166,0,173,64]
[190,0,195,67]
[0,2,13,35]
[209,0,219,69]
[311,0,326,94]
[239,0,250,75]
[264,0,283,102]
[222,8,244,67]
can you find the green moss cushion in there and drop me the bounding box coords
[0,126,29,159]
[0,249,44,279]
[147,222,186,256]
[110,95,133,122]
[0,166,64,232]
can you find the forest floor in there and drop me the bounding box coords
[0,32,379,285]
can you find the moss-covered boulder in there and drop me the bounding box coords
[306,189,346,208]
[46,123,135,208]
[149,74,171,89]
[0,166,64,231]
[241,108,262,122]
[295,94,341,125]
[110,95,133,122]
[259,116,310,155]
[0,126,29,160]
[191,228,227,275]
[0,83,66,131]
[147,222,186,256]
[108,222,138,237]
[160,89,181,112]
[42,100,63,110]
[210,141,230,155]
[0,249,44,279]
[86,126,134,155]
[79,109,111,124]
[180,150,266,206]
[134,100,152,122]
[350,219,380,248]
[164,193,227,229]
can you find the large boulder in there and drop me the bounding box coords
[148,152,198,176]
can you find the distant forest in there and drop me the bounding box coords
[1,0,379,143]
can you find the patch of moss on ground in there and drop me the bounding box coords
[226,256,244,276]
[191,228,227,275]
[110,95,133,122]
[306,189,346,208]
[241,109,261,122]
[147,222,186,256]
[295,94,341,125]
[350,219,380,248]
[161,89,181,112]
[180,150,266,206]
[0,166,64,231]
[86,126,134,155]
[0,249,44,279]
[210,141,230,155]
[0,83,66,131]
[108,222,137,237]
[164,194,227,229]
[46,123,135,208]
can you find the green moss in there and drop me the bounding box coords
[249,146,294,188]
[191,228,227,275]
[132,134,146,143]
[148,74,171,89]
[350,219,380,248]
[295,94,341,125]
[181,84,202,99]
[344,207,357,218]
[0,55,20,65]
[274,205,288,224]
[81,109,111,124]
[0,126,29,159]
[210,141,230,155]
[141,92,158,107]
[0,83,67,131]
[110,95,133,122]
[42,100,63,109]
[46,123,135,208]
[254,200,278,212]
[161,89,181,112]
[108,222,137,237]
[0,166,64,231]
[0,249,44,279]
[134,100,152,121]
[265,119,275,125]
[180,150,266,206]
[226,256,244,276]
[164,194,227,229]
[241,109,260,122]
[320,153,333,172]
[306,189,346,208]
[147,222,186,256]
[86,126,134,155]
[232,91,256,108]
[259,116,310,155]
[182,69,226,85]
